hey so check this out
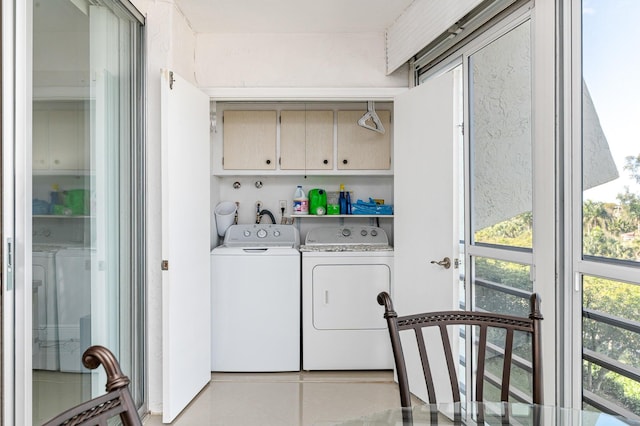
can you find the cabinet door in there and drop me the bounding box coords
[223,110,277,170]
[160,69,211,422]
[337,110,391,170]
[280,110,333,170]
[394,69,458,404]
[33,110,50,170]
[49,110,83,170]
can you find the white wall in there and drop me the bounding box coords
[195,32,408,88]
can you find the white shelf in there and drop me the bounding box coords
[33,170,91,176]
[213,169,393,177]
[291,214,393,218]
[33,215,91,219]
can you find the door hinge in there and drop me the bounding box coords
[169,71,175,90]
[161,260,169,271]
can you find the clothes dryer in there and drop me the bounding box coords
[301,226,394,370]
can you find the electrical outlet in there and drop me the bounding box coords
[279,200,287,213]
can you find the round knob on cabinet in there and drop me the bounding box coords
[266,159,271,165]
[342,159,348,165]
[323,159,328,164]
[257,229,267,238]
[342,228,351,237]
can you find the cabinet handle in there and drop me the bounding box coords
[342,159,348,165]
[266,159,271,165]
[323,159,328,165]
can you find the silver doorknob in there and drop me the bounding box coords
[430,257,451,269]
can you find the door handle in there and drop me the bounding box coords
[430,257,451,269]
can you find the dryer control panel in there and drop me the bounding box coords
[303,226,390,247]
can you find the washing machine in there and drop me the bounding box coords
[55,247,92,372]
[301,225,394,370]
[32,246,60,370]
[211,224,301,372]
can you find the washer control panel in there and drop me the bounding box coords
[224,224,299,247]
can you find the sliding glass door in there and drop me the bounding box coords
[573,0,640,418]
[32,0,144,423]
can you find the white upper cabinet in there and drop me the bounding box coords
[337,110,391,170]
[214,102,393,175]
[280,110,334,170]
[222,110,277,170]
[33,102,88,173]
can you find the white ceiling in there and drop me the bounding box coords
[174,0,414,34]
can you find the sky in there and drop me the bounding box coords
[582,0,640,202]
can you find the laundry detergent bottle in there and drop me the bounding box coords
[293,185,309,215]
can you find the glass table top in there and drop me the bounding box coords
[338,402,640,425]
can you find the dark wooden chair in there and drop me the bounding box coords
[377,291,543,423]
[42,345,142,426]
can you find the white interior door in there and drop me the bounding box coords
[160,69,211,423]
[394,69,460,402]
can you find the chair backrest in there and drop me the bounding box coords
[377,292,543,408]
[42,345,142,426]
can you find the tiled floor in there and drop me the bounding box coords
[33,370,90,425]
[143,371,401,425]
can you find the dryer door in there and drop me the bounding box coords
[312,263,391,330]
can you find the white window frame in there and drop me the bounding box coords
[567,0,640,412]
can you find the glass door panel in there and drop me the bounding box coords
[466,18,535,404]
[578,0,640,418]
[469,21,533,250]
[32,1,143,423]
